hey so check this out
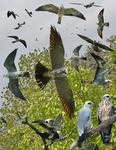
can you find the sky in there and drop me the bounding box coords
[0,0,115,93]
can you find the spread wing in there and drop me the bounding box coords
[69,3,84,6]
[97,25,103,39]
[77,34,94,44]
[35,4,59,14]
[8,78,26,101]
[95,42,113,51]
[4,49,17,72]
[7,11,11,17]
[64,8,86,20]
[8,36,19,40]
[98,9,104,24]
[19,39,27,48]
[52,114,63,129]
[50,26,75,118]
[73,45,82,56]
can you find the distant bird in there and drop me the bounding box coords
[7,11,19,19]
[35,4,86,24]
[77,101,93,147]
[3,49,30,101]
[25,9,32,17]
[70,2,102,8]
[97,94,115,144]
[8,36,27,48]
[77,34,114,51]
[35,26,75,118]
[97,9,109,39]
[90,53,111,85]
[14,22,25,30]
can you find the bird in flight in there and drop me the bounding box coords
[7,10,19,19]
[35,4,86,24]
[3,49,30,101]
[97,94,115,144]
[90,53,112,85]
[97,9,109,39]
[70,2,102,8]
[25,9,32,17]
[14,22,26,30]
[8,35,27,48]
[35,26,75,118]
[77,101,93,147]
[77,34,114,51]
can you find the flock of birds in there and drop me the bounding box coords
[1,1,115,149]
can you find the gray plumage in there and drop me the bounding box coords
[70,2,102,8]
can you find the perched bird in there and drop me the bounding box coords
[97,9,109,39]
[70,2,102,8]
[8,36,27,48]
[35,26,75,118]
[3,49,30,101]
[7,10,19,19]
[14,22,26,30]
[35,4,86,24]
[77,34,114,51]
[77,101,93,147]
[25,9,32,17]
[97,94,115,144]
[90,53,111,85]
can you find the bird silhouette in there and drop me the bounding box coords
[97,9,109,39]
[70,2,102,8]
[7,10,19,19]
[35,4,86,24]
[8,36,27,48]
[25,9,32,17]
[14,22,26,30]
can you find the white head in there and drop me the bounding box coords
[84,101,93,108]
[105,79,112,84]
[102,94,111,101]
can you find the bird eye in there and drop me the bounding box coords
[88,102,92,105]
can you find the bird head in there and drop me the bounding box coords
[105,79,112,84]
[102,94,111,101]
[84,101,93,108]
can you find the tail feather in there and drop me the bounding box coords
[57,16,62,24]
[104,22,109,27]
[101,133,110,144]
[77,133,86,147]
[35,62,51,89]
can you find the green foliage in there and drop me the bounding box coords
[0,41,116,150]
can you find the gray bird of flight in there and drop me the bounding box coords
[35,4,86,24]
[35,26,75,118]
[3,49,30,101]
[14,22,26,30]
[25,9,32,17]
[97,94,115,144]
[70,2,102,8]
[77,34,114,51]
[97,9,109,39]
[8,36,27,48]
[90,53,111,85]
[7,10,19,19]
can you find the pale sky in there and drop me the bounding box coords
[0,0,115,92]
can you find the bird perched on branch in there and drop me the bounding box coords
[70,2,102,8]
[8,36,27,48]
[97,94,115,144]
[35,26,75,118]
[35,4,86,24]
[7,10,19,19]
[77,101,93,147]
[14,22,26,30]
[97,9,109,39]
[3,49,30,101]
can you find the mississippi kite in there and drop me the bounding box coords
[7,10,19,19]
[70,2,101,8]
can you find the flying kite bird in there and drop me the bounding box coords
[70,2,102,8]
[97,9,109,39]
[77,34,114,51]
[35,4,86,24]
[7,10,19,19]
[35,26,75,118]
[97,94,115,144]
[14,22,26,30]
[77,101,93,147]
[8,36,27,48]
[90,53,111,85]
[25,9,32,17]
[3,49,30,101]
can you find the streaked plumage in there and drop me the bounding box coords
[77,101,93,147]
[90,53,111,85]
[8,36,27,48]
[70,2,101,8]
[7,11,19,19]
[35,26,75,118]
[97,9,109,39]
[35,4,86,24]
[97,94,115,144]
[14,22,25,30]
[77,34,113,51]
[4,49,29,101]
[25,9,32,17]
